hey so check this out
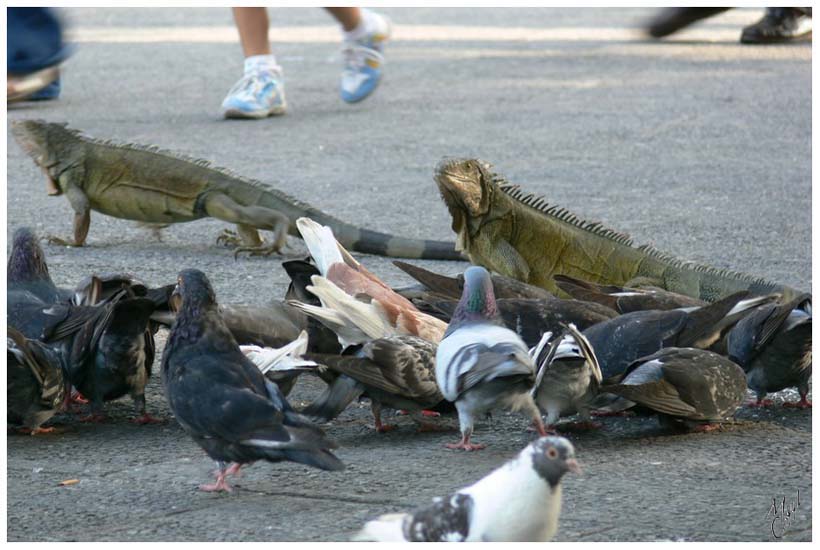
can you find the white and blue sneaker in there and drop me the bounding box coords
[339,11,391,104]
[221,61,287,119]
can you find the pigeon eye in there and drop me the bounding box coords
[547,447,558,459]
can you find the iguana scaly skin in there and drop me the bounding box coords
[11,120,462,260]
[435,158,804,303]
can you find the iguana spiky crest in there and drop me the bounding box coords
[435,158,804,302]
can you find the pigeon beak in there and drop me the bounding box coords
[565,458,582,475]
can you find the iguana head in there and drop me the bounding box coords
[11,119,80,196]
[435,158,495,218]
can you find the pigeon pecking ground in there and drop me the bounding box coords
[6,7,810,542]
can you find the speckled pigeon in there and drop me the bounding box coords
[301,335,445,432]
[353,436,580,541]
[7,326,66,434]
[435,266,546,451]
[600,347,747,432]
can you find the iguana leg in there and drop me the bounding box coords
[46,185,90,247]
[204,194,289,256]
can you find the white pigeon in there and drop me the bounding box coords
[353,436,580,542]
[435,265,546,450]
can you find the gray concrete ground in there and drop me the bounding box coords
[6,7,811,542]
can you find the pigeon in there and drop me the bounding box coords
[7,326,66,434]
[240,330,320,396]
[600,347,747,432]
[393,260,556,301]
[722,294,812,408]
[39,288,159,423]
[7,226,72,306]
[554,273,706,313]
[583,290,772,380]
[353,436,580,541]
[294,218,448,343]
[161,268,344,492]
[282,258,343,354]
[435,266,547,450]
[419,297,617,347]
[301,335,445,432]
[289,275,447,348]
[532,323,603,430]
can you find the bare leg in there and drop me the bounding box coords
[201,461,233,492]
[324,7,362,31]
[446,407,485,450]
[445,428,486,451]
[232,7,271,57]
[371,401,397,433]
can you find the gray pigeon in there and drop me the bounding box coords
[601,347,747,432]
[161,269,344,492]
[532,323,603,430]
[354,436,580,541]
[583,290,771,380]
[723,294,812,408]
[435,266,546,451]
[7,326,66,434]
[7,227,72,307]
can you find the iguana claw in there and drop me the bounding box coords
[44,235,81,247]
[215,229,241,248]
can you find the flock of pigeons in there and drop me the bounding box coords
[7,217,812,542]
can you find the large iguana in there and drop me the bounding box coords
[10,120,462,260]
[435,158,805,303]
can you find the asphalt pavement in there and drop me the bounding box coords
[6,7,811,542]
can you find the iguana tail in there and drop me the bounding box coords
[293,212,464,260]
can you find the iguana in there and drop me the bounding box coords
[10,120,462,260]
[435,158,805,303]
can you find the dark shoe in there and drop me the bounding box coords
[740,7,812,44]
[646,7,731,38]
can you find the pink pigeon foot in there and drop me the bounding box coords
[746,398,775,408]
[130,413,164,424]
[199,473,233,493]
[783,396,812,409]
[691,423,721,433]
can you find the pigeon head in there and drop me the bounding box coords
[529,436,581,487]
[173,269,217,313]
[448,266,499,330]
[7,227,53,285]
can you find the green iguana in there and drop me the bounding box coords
[11,120,462,260]
[435,158,805,303]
